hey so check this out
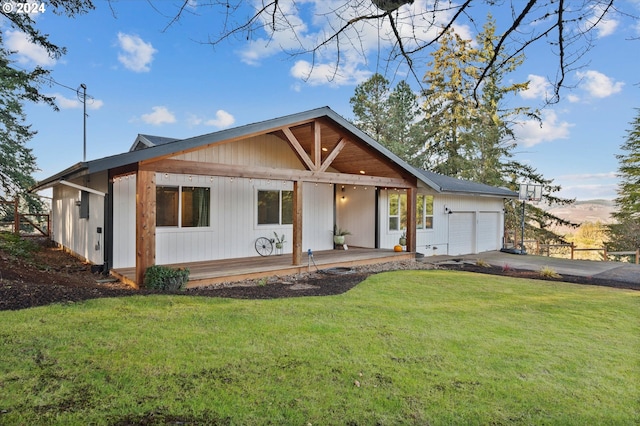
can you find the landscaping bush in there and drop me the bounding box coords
[0,232,38,259]
[143,265,190,291]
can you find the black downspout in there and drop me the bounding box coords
[374,187,380,249]
[333,184,337,231]
[103,180,113,275]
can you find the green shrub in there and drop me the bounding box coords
[0,232,38,260]
[143,265,190,291]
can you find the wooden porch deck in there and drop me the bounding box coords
[112,248,414,288]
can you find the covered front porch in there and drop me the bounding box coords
[112,247,414,288]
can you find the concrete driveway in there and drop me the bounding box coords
[429,251,640,286]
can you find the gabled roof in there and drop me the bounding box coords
[416,169,517,198]
[129,134,181,151]
[31,106,517,199]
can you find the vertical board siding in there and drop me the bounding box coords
[152,174,336,265]
[108,134,311,268]
[302,182,334,252]
[380,190,505,256]
[52,181,105,265]
[112,175,136,268]
[335,185,376,248]
[171,134,304,170]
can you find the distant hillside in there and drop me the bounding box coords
[545,200,616,234]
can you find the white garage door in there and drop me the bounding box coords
[477,212,500,253]
[448,212,475,255]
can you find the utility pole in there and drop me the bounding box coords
[80,83,87,162]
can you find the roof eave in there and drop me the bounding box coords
[30,162,89,193]
[441,189,519,198]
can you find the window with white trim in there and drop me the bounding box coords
[388,192,407,231]
[257,190,293,225]
[417,194,434,229]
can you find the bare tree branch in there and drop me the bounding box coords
[472,0,536,101]
[148,0,637,101]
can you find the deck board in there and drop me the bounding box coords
[112,248,413,288]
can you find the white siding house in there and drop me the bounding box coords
[32,107,517,287]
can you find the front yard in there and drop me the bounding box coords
[0,270,638,425]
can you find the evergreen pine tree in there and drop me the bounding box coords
[0,35,48,217]
[350,74,425,165]
[608,109,640,253]
[421,28,478,177]
[0,1,95,222]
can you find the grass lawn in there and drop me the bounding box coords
[0,270,638,425]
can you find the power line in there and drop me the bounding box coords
[12,63,96,100]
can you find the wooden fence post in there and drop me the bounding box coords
[570,243,575,260]
[636,248,639,265]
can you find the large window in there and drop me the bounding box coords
[389,192,433,231]
[417,195,434,229]
[156,186,210,227]
[182,187,211,227]
[258,190,293,225]
[388,192,407,231]
[157,187,179,226]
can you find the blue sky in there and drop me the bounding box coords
[4,0,640,201]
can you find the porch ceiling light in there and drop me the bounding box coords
[359,170,366,174]
[322,147,328,152]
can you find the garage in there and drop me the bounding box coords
[477,212,501,252]
[448,212,475,255]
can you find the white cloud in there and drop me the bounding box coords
[557,183,619,200]
[521,74,552,100]
[566,94,580,103]
[594,17,619,38]
[555,170,619,200]
[187,110,235,128]
[514,110,573,147]
[117,32,157,72]
[290,60,371,87]
[187,114,203,126]
[558,172,618,181]
[576,70,624,98]
[141,106,176,125]
[50,93,104,110]
[5,30,55,66]
[586,3,619,38]
[205,110,235,128]
[238,1,309,66]
[238,0,460,87]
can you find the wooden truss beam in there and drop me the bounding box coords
[140,159,415,189]
[281,127,316,171]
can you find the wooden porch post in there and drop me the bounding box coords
[136,170,156,288]
[292,180,303,265]
[406,187,417,253]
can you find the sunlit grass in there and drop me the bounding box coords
[0,271,638,425]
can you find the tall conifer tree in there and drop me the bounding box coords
[608,109,640,253]
[0,1,95,219]
[421,29,478,177]
[350,74,425,165]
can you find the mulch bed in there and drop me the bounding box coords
[438,262,640,292]
[1,241,636,311]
